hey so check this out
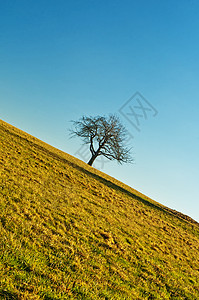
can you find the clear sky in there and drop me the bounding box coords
[1,0,199,222]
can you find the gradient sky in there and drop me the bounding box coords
[1,0,199,222]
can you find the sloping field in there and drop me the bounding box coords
[0,119,199,300]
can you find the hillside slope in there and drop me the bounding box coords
[0,119,199,300]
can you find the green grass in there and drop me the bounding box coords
[0,119,199,299]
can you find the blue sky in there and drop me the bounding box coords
[1,0,199,222]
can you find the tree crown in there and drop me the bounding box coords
[70,114,133,165]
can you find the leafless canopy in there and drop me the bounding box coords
[70,114,133,166]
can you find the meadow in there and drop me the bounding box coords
[0,119,198,299]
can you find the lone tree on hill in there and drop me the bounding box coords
[70,114,133,166]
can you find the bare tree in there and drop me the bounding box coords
[70,114,133,166]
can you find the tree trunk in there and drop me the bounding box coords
[87,154,97,166]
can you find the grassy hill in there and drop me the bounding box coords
[0,119,199,300]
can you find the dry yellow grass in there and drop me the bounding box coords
[0,119,199,299]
